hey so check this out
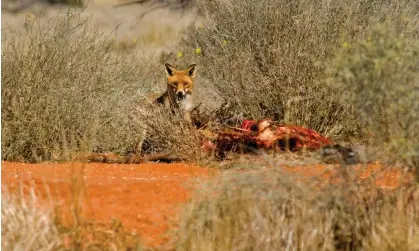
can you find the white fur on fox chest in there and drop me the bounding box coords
[167,91,194,111]
[179,94,194,111]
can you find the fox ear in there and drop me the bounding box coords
[165,63,176,77]
[186,64,197,78]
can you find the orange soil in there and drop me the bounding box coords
[1,161,414,248]
[1,161,216,248]
[281,162,414,189]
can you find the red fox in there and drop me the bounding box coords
[86,63,201,164]
[155,63,197,122]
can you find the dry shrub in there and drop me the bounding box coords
[326,21,419,170]
[133,101,205,160]
[1,11,157,162]
[1,189,63,251]
[177,164,419,251]
[181,0,419,140]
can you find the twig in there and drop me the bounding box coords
[141,152,186,163]
[113,0,151,8]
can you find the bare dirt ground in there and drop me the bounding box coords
[1,161,216,248]
[1,160,414,248]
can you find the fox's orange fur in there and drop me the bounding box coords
[155,63,197,122]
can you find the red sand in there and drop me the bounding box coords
[1,161,414,248]
[281,162,413,189]
[1,161,214,247]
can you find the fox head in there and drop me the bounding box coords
[165,63,197,101]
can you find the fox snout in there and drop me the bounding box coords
[176,90,186,99]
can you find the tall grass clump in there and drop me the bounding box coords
[176,165,419,251]
[1,190,63,251]
[327,22,419,171]
[181,0,419,140]
[1,11,157,162]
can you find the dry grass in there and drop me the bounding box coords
[1,188,63,251]
[1,11,160,162]
[132,101,205,161]
[176,163,419,251]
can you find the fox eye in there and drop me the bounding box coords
[171,82,178,86]
[184,82,189,86]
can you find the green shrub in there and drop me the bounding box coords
[327,22,419,167]
[1,12,156,162]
